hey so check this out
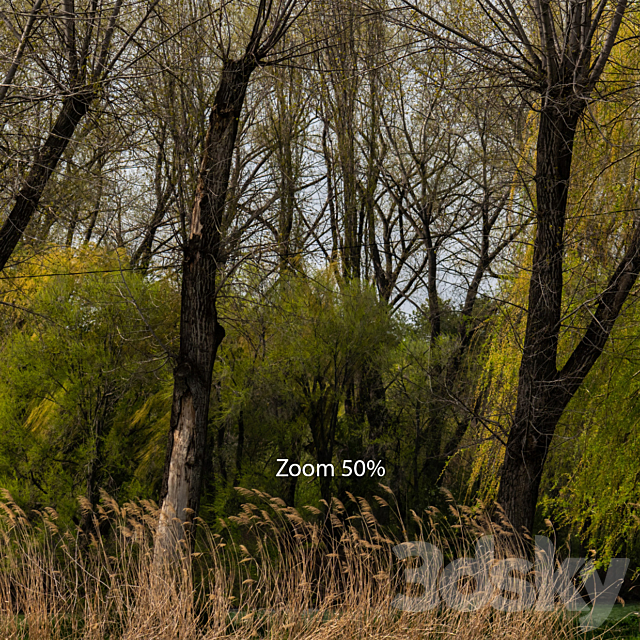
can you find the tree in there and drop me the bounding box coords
[156,0,307,552]
[468,81,640,551]
[0,0,156,270]
[399,0,639,533]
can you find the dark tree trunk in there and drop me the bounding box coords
[396,0,630,538]
[308,394,339,505]
[496,102,581,533]
[424,220,441,344]
[335,78,359,280]
[0,92,92,270]
[83,173,104,245]
[284,450,299,506]
[132,140,175,272]
[277,137,296,272]
[497,98,640,534]
[156,58,255,551]
[362,364,388,443]
[82,388,115,533]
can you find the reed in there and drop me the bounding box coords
[0,487,600,639]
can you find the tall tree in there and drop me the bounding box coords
[0,0,156,270]
[156,0,306,552]
[399,0,638,533]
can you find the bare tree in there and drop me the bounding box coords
[0,0,158,270]
[374,54,527,504]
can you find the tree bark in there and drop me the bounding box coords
[155,58,255,552]
[276,120,297,271]
[497,99,640,534]
[0,92,93,270]
[496,103,578,532]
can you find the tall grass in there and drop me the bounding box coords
[0,487,593,639]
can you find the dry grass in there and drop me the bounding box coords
[0,487,593,639]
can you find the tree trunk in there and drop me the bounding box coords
[308,394,339,505]
[155,58,255,553]
[498,199,640,534]
[496,102,580,533]
[0,92,92,270]
[233,410,244,485]
[277,131,296,272]
[82,388,114,533]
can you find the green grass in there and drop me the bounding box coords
[582,604,640,640]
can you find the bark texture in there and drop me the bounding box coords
[156,59,255,552]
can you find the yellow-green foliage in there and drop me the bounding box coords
[470,51,640,560]
[0,247,179,521]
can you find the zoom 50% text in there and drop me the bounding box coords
[276,459,386,478]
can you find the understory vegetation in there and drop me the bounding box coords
[0,488,626,640]
[2,245,640,571]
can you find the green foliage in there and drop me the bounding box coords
[542,318,640,568]
[201,267,487,525]
[0,247,178,522]
[205,270,399,515]
[0,253,483,530]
